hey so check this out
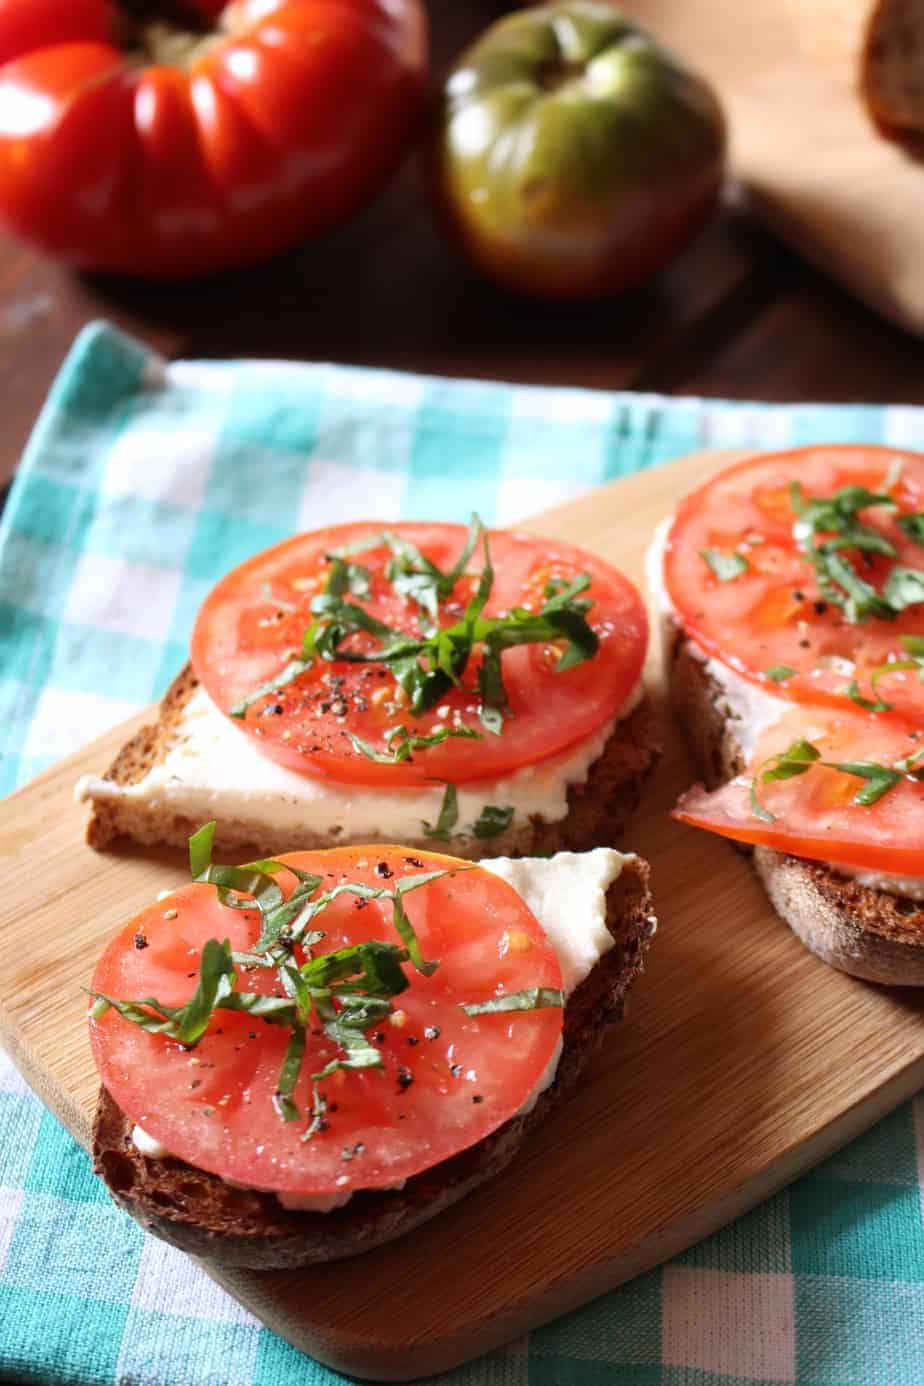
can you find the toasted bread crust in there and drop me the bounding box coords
[663,613,924,985]
[92,857,655,1267]
[83,664,661,860]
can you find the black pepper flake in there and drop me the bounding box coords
[329,1103,339,1113]
[450,1064,462,1078]
[190,1080,202,1090]
[133,933,148,950]
[397,1068,413,1089]
[424,1026,441,1041]
[404,857,424,869]
[375,862,393,879]
[374,1031,386,1043]
[814,601,828,615]
[793,589,805,601]
[318,1120,330,1132]
[406,1036,419,1046]
[202,1106,215,1117]
[187,972,196,979]
[248,1032,257,1040]
[799,639,811,649]
[354,898,369,910]
[472,1095,484,1104]
[261,702,284,717]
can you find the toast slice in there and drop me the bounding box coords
[78,664,661,861]
[665,614,924,986]
[92,855,655,1268]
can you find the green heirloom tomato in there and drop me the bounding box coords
[431,1,726,299]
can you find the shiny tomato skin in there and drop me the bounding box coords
[430,1,725,300]
[190,520,648,788]
[89,847,564,1196]
[0,0,427,277]
[665,446,924,723]
[674,704,924,875]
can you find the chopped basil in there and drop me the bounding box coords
[883,565,924,612]
[897,513,924,546]
[846,679,892,713]
[699,548,749,582]
[472,804,514,838]
[423,782,458,841]
[749,739,820,823]
[461,987,564,1016]
[821,759,902,806]
[302,1084,328,1143]
[324,557,372,600]
[765,665,796,683]
[786,480,921,623]
[274,1025,307,1122]
[230,521,599,733]
[346,722,480,765]
[95,832,471,1132]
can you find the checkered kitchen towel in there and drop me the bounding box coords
[0,321,922,1385]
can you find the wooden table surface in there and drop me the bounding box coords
[2,0,924,491]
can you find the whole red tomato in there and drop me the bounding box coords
[430,2,725,300]
[0,0,427,277]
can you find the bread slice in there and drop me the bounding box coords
[664,614,924,986]
[92,856,655,1267]
[79,664,661,861]
[862,0,924,153]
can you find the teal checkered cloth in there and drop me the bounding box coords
[1,322,922,1385]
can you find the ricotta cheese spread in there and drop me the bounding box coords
[131,846,633,1208]
[77,682,642,843]
[647,515,924,897]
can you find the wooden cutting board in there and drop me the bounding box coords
[1,448,923,1381]
[617,0,924,335]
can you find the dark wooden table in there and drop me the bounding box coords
[2,0,924,489]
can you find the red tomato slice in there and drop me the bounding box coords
[664,446,924,722]
[190,521,647,787]
[674,704,924,875]
[89,847,563,1197]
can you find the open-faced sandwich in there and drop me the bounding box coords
[88,827,655,1266]
[650,444,924,986]
[77,517,660,859]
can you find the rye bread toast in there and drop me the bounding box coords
[664,614,924,986]
[92,856,655,1267]
[80,664,661,861]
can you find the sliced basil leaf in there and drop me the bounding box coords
[472,804,514,838]
[229,657,310,718]
[324,557,371,600]
[346,722,479,766]
[423,782,458,840]
[765,665,796,683]
[699,548,749,582]
[846,679,892,713]
[750,739,820,821]
[174,938,237,1045]
[274,1024,306,1122]
[897,513,924,546]
[821,759,903,805]
[188,821,216,879]
[302,1084,328,1142]
[883,565,924,612]
[461,987,564,1016]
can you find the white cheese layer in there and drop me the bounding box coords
[131,846,632,1208]
[647,515,924,897]
[77,683,642,842]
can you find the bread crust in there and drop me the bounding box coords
[92,857,655,1267]
[663,613,924,985]
[83,664,661,860]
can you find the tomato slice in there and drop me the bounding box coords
[674,704,924,875]
[664,446,924,721]
[190,521,647,787]
[89,846,563,1198]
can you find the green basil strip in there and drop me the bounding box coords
[699,548,749,582]
[765,665,796,683]
[472,804,514,838]
[229,657,311,718]
[188,821,216,879]
[302,1084,328,1143]
[846,679,892,713]
[461,987,564,1016]
[821,760,903,805]
[423,782,458,840]
[897,513,924,546]
[274,1025,307,1122]
[883,565,924,612]
[750,739,821,822]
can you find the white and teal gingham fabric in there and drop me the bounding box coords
[1,321,922,1386]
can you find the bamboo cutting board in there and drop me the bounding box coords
[1,449,924,1381]
[617,0,924,335]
